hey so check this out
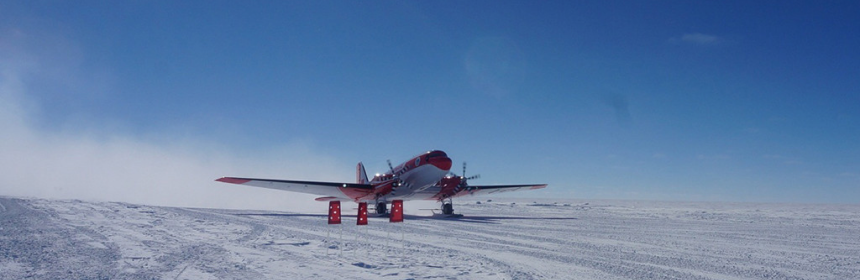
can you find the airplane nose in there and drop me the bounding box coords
[429,156,452,171]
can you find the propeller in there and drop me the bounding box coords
[452,162,480,194]
[387,159,401,193]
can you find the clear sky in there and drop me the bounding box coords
[1,1,858,207]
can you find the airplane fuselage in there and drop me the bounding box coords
[359,150,453,202]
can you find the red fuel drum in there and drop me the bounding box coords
[328,201,341,225]
[390,200,404,223]
[357,202,368,225]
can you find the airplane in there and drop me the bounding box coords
[215,150,546,221]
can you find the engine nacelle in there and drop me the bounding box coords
[436,176,463,199]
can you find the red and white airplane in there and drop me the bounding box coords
[216,150,546,218]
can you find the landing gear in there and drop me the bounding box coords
[440,197,456,215]
[442,203,454,215]
[376,202,388,214]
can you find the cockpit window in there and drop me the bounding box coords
[425,151,447,161]
[426,151,447,159]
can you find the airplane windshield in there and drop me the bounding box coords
[425,151,447,160]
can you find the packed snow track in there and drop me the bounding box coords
[1,196,859,279]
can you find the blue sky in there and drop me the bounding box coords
[1,1,858,205]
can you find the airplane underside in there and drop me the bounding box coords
[371,197,458,216]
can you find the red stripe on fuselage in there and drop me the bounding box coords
[428,154,452,171]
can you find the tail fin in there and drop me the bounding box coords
[356,162,370,184]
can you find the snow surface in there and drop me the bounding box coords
[2,196,859,279]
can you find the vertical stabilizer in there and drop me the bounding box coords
[356,162,370,184]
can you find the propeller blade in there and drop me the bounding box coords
[387,159,402,190]
[452,161,481,194]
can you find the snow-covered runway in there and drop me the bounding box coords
[1,196,858,279]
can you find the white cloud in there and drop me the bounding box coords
[0,27,354,213]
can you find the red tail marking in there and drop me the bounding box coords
[390,200,403,223]
[356,162,366,184]
[327,201,341,225]
[357,202,368,225]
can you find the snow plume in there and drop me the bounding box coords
[0,28,348,212]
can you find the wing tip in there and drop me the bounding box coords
[531,184,548,189]
[216,177,251,184]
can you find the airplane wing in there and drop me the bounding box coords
[216,177,374,200]
[453,184,547,197]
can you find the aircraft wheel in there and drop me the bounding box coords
[442,203,454,215]
[376,202,387,214]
